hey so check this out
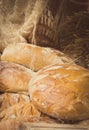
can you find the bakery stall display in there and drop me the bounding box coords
[0,0,89,129]
[1,44,73,128]
[1,43,72,71]
[0,44,89,129]
[29,63,89,121]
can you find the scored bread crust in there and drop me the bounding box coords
[1,43,72,71]
[0,61,35,93]
[29,63,89,121]
[0,93,40,123]
[0,93,30,111]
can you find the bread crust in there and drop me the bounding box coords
[29,63,89,121]
[1,43,72,71]
[0,61,35,93]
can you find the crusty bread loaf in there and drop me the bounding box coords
[1,43,72,71]
[0,61,35,93]
[29,63,89,121]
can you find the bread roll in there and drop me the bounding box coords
[0,102,40,122]
[0,93,40,123]
[29,63,89,121]
[0,93,30,111]
[1,43,72,71]
[0,61,35,93]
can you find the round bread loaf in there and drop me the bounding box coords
[29,63,89,121]
[0,61,35,93]
[1,43,72,71]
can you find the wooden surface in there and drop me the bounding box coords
[20,122,89,130]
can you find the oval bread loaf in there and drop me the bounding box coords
[29,63,89,121]
[1,43,72,71]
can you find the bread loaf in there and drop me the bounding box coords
[0,61,35,93]
[1,43,72,71]
[29,63,89,121]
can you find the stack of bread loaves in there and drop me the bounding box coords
[0,42,89,129]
